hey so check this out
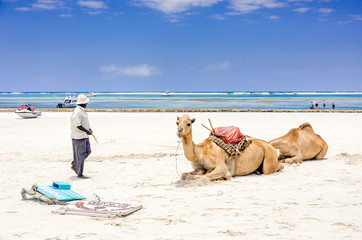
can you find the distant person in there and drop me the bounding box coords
[311,101,316,109]
[323,100,326,109]
[332,102,335,110]
[315,101,319,110]
[70,94,93,179]
[25,104,32,111]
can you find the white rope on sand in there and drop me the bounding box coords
[133,139,183,188]
[175,138,182,178]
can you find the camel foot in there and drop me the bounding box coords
[277,163,284,171]
[285,159,293,164]
[181,173,190,180]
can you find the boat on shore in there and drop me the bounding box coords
[15,104,42,118]
[57,95,77,108]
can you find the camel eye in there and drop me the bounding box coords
[187,123,191,126]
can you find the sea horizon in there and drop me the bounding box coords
[2,91,362,95]
[1,91,361,110]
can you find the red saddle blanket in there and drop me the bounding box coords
[210,126,244,144]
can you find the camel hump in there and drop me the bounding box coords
[299,122,312,129]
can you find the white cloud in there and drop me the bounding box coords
[100,64,161,77]
[15,0,65,11]
[210,14,226,20]
[351,15,362,21]
[287,0,312,2]
[318,8,333,15]
[338,15,362,24]
[59,13,72,17]
[229,0,285,14]
[269,15,279,19]
[77,1,107,9]
[205,61,231,71]
[134,0,223,14]
[293,7,310,13]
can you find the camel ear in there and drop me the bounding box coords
[177,116,179,120]
[191,118,196,123]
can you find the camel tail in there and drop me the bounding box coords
[299,122,312,129]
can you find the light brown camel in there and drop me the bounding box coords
[269,122,328,164]
[176,115,284,181]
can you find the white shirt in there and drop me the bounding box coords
[70,106,90,139]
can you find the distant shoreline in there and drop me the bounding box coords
[2,108,362,113]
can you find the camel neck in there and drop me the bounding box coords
[182,131,196,161]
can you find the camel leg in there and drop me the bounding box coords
[314,143,328,160]
[262,145,284,174]
[181,169,205,180]
[190,165,229,181]
[282,154,303,164]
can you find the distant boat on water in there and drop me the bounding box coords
[162,90,170,96]
[56,95,77,108]
[88,92,97,97]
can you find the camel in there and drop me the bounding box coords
[269,122,328,164]
[176,115,284,181]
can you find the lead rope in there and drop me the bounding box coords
[175,138,182,177]
[133,138,183,188]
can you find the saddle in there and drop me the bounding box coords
[207,126,250,156]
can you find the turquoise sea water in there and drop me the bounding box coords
[1,92,362,110]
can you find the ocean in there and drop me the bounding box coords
[1,92,362,110]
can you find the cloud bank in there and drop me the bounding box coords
[15,0,65,11]
[12,0,337,19]
[134,0,223,14]
[77,1,107,9]
[100,64,161,78]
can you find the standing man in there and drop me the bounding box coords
[70,94,92,179]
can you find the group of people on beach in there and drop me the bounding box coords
[310,100,335,110]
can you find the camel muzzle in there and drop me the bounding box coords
[177,129,183,138]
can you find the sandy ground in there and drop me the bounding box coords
[0,111,361,240]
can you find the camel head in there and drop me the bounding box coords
[176,114,196,138]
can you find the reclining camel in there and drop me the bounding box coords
[176,115,284,181]
[269,122,328,164]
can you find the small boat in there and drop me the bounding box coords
[57,95,77,108]
[15,104,42,118]
[88,92,97,97]
[162,90,170,96]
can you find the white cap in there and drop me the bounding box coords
[77,94,89,104]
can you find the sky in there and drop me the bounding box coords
[0,0,361,92]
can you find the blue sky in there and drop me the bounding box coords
[0,0,361,92]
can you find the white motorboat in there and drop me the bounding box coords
[88,92,97,97]
[15,105,42,118]
[162,90,170,96]
[57,95,77,108]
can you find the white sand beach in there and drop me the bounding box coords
[0,111,361,240]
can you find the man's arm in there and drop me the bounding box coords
[77,125,92,135]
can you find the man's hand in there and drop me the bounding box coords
[87,128,93,135]
[77,125,93,135]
